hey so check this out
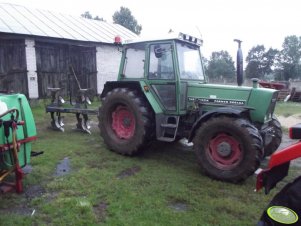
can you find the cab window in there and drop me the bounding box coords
[177,42,204,80]
[123,43,146,78]
[148,44,174,80]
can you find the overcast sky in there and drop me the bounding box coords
[2,0,301,61]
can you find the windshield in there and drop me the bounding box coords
[176,42,204,80]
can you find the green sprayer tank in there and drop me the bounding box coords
[0,93,36,192]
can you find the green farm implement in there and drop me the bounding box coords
[0,93,37,193]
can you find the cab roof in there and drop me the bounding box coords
[123,32,203,46]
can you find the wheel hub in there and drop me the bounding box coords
[207,133,242,170]
[123,117,132,127]
[217,142,232,157]
[112,105,135,139]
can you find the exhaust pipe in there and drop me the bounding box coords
[234,39,243,86]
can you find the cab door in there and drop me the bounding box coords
[146,43,179,114]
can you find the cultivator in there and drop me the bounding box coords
[0,94,37,193]
[45,66,97,134]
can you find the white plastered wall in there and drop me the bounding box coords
[25,39,39,98]
[96,45,122,94]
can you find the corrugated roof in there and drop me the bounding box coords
[0,3,138,43]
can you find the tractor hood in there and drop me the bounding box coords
[186,82,278,123]
[187,83,252,103]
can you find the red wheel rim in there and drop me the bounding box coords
[111,105,135,139]
[206,133,242,170]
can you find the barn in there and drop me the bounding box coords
[0,3,137,99]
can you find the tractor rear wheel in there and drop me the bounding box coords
[193,116,262,183]
[99,88,154,155]
[264,116,282,157]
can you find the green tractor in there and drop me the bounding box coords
[99,33,282,183]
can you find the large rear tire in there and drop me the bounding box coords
[99,88,154,155]
[193,116,262,183]
[263,116,282,157]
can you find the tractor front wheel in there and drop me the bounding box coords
[99,88,154,155]
[193,116,262,183]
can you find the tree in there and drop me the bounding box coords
[262,48,279,75]
[245,45,265,79]
[276,35,301,80]
[81,11,105,21]
[206,51,235,81]
[245,45,279,79]
[81,11,93,19]
[94,16,105,21]
[113,7,142,35]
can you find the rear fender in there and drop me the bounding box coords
[101,81,162,114]
[188,107,250,142]
[101,81,141,99]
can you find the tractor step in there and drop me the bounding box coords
[160,123,177,128]
[156,115,179,142]
[157,137,176,142]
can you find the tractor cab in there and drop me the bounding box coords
[119,33,205,115]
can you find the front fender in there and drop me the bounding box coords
[188,107,250,142]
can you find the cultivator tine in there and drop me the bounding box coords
[46,83,96,134]
[58,95,65,104]
[86,97,91,105]
[58,115,64,127]
[50,112,64,132]
[75,113,91,134]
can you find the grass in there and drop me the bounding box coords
[0,101,300,226]
[274,101,301,117]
